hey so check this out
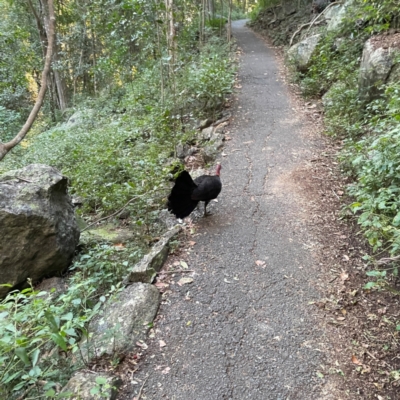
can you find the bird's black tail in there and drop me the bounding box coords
[167,171,199,219]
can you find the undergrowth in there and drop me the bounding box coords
[0,27,235,399]
[0,243,142,399]
[1,37,235,219]
[287,0,400,285]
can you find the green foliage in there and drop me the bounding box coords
[89,376,115,398]
[339,84,400,255]
[1,36,235,218]
[0,1,39,126]
[249,0,280,21]
[290,0,400,283]
[0,106,24,143]
[347,0,399,35]
[206,17,227,30]
[0,4,235,398]
[0,243,141,398]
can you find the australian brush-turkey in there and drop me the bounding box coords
[167,164,222,219]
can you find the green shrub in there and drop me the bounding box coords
[0,242,143,398]
[206,17,227,30]
[1,37,235,218]
[341,84,400,254]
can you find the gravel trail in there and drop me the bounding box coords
[129,20,327,400]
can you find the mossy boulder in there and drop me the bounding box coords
[0,164,80,297]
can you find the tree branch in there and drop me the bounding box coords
[0,0,55,161]
[289,1,343,47]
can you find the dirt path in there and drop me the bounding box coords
[123,20,333,399]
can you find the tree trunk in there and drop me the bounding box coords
[52,46,68,111]
[29,0,68,112]
[227,0,232,42]
[0,0,55,161]
[165,0,176,75]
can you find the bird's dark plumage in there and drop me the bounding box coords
[167,165,222,219]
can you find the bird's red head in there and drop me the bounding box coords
[216,163,222,176]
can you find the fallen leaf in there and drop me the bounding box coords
[186,321,191,326]
[188,241,196,246]
[351,355,362,365]
[159,340,166,348]
[340,271,349,282]
[337,317,345,321]
[114,243,125,249]
[180,261,188,269]
[161,367,170,374]
[341,309,347,315]
[255,260,266,267]
[155,282,169,289]
[177,277,193,286]
[343,255,350,261]
[361,365,371,374]
[173,261,180,266]
[136,341,148,349]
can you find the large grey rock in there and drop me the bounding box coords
[287,34,321,71]
[324,4,342,27]
[126,225,181,283]
[358,37,400,102]
[60,371,122,400]
[81,283,160,360]
[326,0,354,31]
[0,164,80,297]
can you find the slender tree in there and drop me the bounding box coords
[0,0,55,161]
[227,0,232,42]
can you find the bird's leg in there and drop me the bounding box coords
[204,201,210,217]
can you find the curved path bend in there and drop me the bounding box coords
[130,20,328,400]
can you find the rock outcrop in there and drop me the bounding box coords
[80,283,160,360]
[61,371,122,400]
[288,34,321,71]
[358,34,400,102]
[0,164,80,296]
[326,0,354,31]
[126,225,181,284]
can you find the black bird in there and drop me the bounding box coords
[167,164,222,219]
